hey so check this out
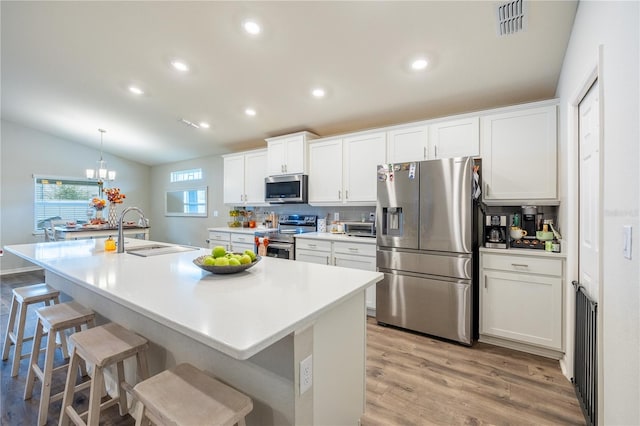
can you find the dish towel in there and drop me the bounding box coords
[473,165,482,200]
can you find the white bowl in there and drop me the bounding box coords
[510,228,527,240]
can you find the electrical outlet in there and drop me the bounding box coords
[213,210,219,217]
[300,354,313,394]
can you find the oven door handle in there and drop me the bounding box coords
[267,242,294,250]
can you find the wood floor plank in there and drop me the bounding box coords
[364,319,585,426]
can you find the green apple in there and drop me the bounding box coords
[244,249,257,261]
[214,257,230,266]
[212,246,226,258]
[239,254,252,265]
[202,256,216,266]
[228,258,241,266]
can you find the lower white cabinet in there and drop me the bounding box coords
[230,232,256,254]
[208,230,231,251]
[480,251,564,358]
[208,230,256,253]
[296,237,377,313]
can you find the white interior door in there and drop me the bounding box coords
[578,80,600,301]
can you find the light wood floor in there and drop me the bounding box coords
[2,272,585,425]
[363,317,586,425]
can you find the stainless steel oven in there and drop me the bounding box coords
[255,214,317,260]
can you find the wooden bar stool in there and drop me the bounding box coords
[129,363,253,426]
[2,283,66,377]
[59,322,150,426]
[23,301,96,426]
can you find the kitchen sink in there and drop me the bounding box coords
[126,244,198,257]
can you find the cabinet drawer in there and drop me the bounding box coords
[208,231,230,242]
[333,241,376,257]
[482,253,562,277]
[231,233,254,244]
[296,239,332,252]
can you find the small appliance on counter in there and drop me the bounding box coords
[484,215,507,249]
[343,221,376,238]
[521,206,538,238]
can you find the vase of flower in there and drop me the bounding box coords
[90,197,107,223]
[104,188,126,229]
[108,204,118,228]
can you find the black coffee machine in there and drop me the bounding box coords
[484,215,507,249]
[521,206,538,238]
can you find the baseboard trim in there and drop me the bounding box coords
[479,334,564,360]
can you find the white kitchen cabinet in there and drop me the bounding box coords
[309,132,385,206]
[386,125,429,163]
[223,149,268,205]
[480,250,564,358]
[480,104,558,204]
[266,131,318,176]
[343,132,387,203]
[296,237,377,313]
[332,241,377,311]
[296,238,332,265]
[429,117,479,159]
[208,230,231,251]
[308,138,344,204]
[230,232,256,254]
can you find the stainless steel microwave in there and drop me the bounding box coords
[265,174,308,204]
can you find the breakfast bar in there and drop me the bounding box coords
[5,238,382,425]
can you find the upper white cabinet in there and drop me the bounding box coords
[308,138,343,204]
[266,131,318,176]
[308,132,386,206]
[480,104,557,204]
[429,117,480,159]
[223,149,268,205]
[343,132,386,203]
[386,125,429,163]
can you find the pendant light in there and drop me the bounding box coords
[86,129,116,182]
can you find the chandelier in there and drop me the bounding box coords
[86,128,116,183]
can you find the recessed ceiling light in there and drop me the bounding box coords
[311,88,326,98]
[129,86,144,95]
[245,108,257,116]
[171,60,189,72]
[199,122,210,129]
[243,20,261,35]
[411,58,428,71]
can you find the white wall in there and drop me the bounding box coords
[0,119,151,273]
[556,1,639,424]
[149,156,229,247]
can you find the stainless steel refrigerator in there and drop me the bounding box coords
[376,157,477,345]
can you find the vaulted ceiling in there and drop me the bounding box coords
[1,1,577,166]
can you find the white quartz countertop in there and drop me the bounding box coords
[208,227,276,234]
[294,232,377,244]
[479,246,567,258]
[5,238,382,360]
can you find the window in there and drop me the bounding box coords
[165,187,207,217]
[34,177,101,231]
[170,168,202,183]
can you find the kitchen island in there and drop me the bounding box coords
[5,238,383,425]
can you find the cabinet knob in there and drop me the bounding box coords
[346,190,349,199]
[349,247,358,252]
[326,256,330,265]
[511,263,529,268]
[423,146,427,159]
[434,145,438,158]
[338,190,342,199]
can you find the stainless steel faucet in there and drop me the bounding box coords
[117,206,146,253]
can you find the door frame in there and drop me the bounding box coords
[565,45,605,425]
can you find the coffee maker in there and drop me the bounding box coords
[484,215,507,249]
[521,206,538,238]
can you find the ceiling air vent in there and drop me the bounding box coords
[496,0,527,36]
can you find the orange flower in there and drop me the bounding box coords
[104,188,126,204]
[90,198,106,209]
